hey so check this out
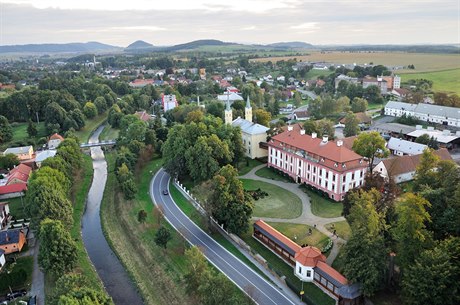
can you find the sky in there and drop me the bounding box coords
[0,0,459,46]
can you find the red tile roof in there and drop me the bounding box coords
[294,246,326,267]
[49,133,64,141]
[7,164,31,185]
[316,261,348,285]
[271,129,364,163]
[0,183,27,195]
[254,220,301,254]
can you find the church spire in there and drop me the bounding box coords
[224,92,233,124]
[245,95,253,122]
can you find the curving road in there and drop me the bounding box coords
[150,169,299,305]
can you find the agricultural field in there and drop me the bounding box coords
[401,68,460,95]
[251,51,460,73]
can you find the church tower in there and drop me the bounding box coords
[224,94,233,124]
[245,95,253,122]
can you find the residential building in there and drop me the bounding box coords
[387,137,427,156]
[6,164,31,185]
[253,220,362,305]
[384,101,460,127]
[334,74,359,89]
[0,183,27,200]
[3,146,34,161]
[35,150,57,168]
[390,88,411,101]
[0,228,26,254]
[374,148,453,183]
[129,78,155,88]
[267,127,368,201]
[226,97,269,159]
[380,75,401,90]
[0,202,10,230]
[292,105,310,121]
[407,127,460,149]
[162,94,178,112]
[134,111,153,122]
[362,76,387,94]
[48,133,64,149]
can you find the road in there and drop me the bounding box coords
[150,169,299,305]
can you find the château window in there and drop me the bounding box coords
[306,270,311,277]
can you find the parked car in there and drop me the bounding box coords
[7,290,27,300]
[28,295,37,305]
[162,189,169,195]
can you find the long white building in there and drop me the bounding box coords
[385,101,460,127]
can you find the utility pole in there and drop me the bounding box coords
[35,111,39,124]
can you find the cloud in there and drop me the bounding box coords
[290,22,320,31]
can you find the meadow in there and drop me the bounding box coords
[401,68,460,94]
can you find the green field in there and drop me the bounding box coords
[241,179,302,219]
[301,187,343,218]
[255,167,293,183]
[401,69,460,94]
[305,69,333,80]
[326,220,351,241]
[236,157,263,176]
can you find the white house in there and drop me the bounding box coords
[387,137,427,156]
[35,150,57,168]
[48,133,64,149]
[162,94,178,112]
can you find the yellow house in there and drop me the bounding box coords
[3,146,34,161]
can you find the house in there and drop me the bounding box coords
[362,76,387,94]
[3,146,34,161]
[134,111,153,122]
[162,94,178,112]
[0,202,10,230]
[391,88,411,101]
[407,128,460,149]
[334,74,359,89]
[253,220,362,305]
[267,127,368,201]
[379,75,401,91]
[35,150,57,168]
[374,148,453,183]
[217,91,244,103]
[0,229,26,254]
[0,183,27,200]
[0,249,5,271]
[387,137,427,156]
[226,97,269,159]
[292,105,310,121]
[384,101,460,127]
[129,78,155,88]
[6,164,31,185]
[48,133,64,149]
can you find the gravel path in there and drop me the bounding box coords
[240,164,347,264]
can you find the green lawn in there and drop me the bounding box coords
[305,69,333,80]
[240,228,335,305]
[241,179,302,219]
[267,222,330,250]
[237,157,263,176]
[301,187,343,218]
[255,167,293,183]
[99,124,119,141]
[74,112,108,143]
[5,197,27,220]
[401,68,460,95]
[326,220,351,241]
[10,121,47,142]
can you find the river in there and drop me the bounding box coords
[81,125,144,305]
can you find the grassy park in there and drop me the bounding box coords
[267,222,330,250]
[255,167,293,183]
[401,68,460,94]
[326,221,352,241]
[300,186,343,218]
[241,179,302,219]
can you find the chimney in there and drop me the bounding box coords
[322,136,329,143]
[287,125,293,131]
[312,132,317,139]
[337,140,343,147]
[300,129,305,135]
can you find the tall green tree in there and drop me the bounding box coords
[38,219,78,277]
[341,189,387,297]
[351,97,368,113]
[0,115,12,144]
[352,131,389,173]
[207,165,254,235]
[83,102,97,119]
[343,112,360,137]
[392,193,433,270]
[413,148,439,192]
[154,226,172,249]
[27,119,38,137]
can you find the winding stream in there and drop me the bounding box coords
[81,125,144,305]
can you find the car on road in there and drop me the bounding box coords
[162,189,169,195]
[7,290,27,300]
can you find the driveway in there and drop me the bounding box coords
[29,237,44,305]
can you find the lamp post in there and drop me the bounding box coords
[300,281,304,302]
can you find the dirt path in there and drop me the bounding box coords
[240,164,347,264]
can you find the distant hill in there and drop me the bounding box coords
[321,44,460,54]
[164,39,232,51]
[267,41,314,49]
[0,41,121,53]
[126,40,154,50]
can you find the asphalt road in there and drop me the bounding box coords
[150,169,298,305]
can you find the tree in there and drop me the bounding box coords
[341,189,387,297]
[402,237,460,305]
[293,92,302,108]
[315,119,335,138]
[309,97,323,119]
[392,193,433,270]
[415,133,430,145]
[27,119,38,137]
[207,165,254,235]
[83,102,97,119]
[0,153,19,170]
[253,108,271,126]
[137,210,147,223]
[351,97,368,113]
[0,115,12,144]
[303,119,318,135]
[343,112,360,137]
[120,178,137,200]
[413,148,439,191]
[184,246,210,293]
[154,226,172,249]
[352,131,389,173]
[93,96,107,115]
[38,219,78,277]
